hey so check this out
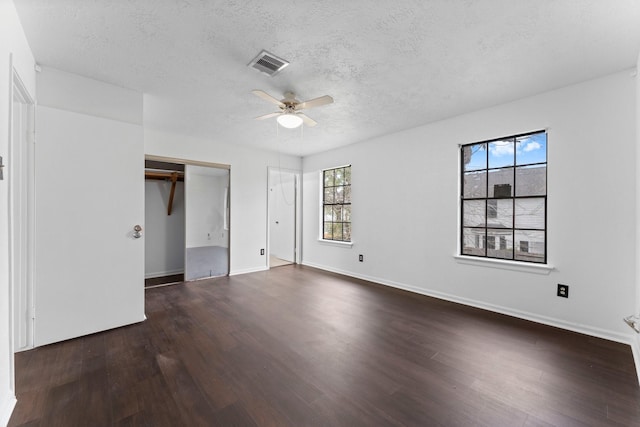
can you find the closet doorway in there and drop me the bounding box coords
[144,156,230,286]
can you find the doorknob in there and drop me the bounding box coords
[133,225,143,239]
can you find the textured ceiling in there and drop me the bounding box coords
[14,0,640,157]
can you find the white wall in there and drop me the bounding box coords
[144,128,302,275]
[0,0,35,423]
[303,70,637,343]
[37,67,142,125]
[145,180,185,278]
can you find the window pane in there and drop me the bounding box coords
[463,200,485,227]
[343,186,352,203]
[323,222,332,239]
[324,206,333,221]
[514,198,545,230]
[324,188,334,204]
[343,205,351,222]
[343,223,351,242]
[335,186,344,203]
[462,228,486,256]
[516,132,547,165]
[487,229,513,259]
[516,165,546,196]
[487,200,497,219]
[487,199,513,228]
[515,230,545,262]
[488,168,513,198]
[463,143,486,172]
[463,171,487,198]
[333,205,343,221]
[489,139,514,168]
[332,223,343,241]
[324,169,334,187]
[334,168,344,186]
[344,167,351,185]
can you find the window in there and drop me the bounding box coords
[461,131,547,263]
[322,165,351,242]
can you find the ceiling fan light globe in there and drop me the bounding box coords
[277,113,303,129]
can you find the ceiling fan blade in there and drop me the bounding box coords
[252,90,284,107]
[295,95,334,111]
[255,112,282,120]
[298,113,318,127]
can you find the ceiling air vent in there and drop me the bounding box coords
[248,50,289,77]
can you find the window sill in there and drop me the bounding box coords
[453,255,554,275]
[318,239,354,248]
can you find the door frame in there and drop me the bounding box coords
[8,58,36,357]
[267,167,301,267]
[145,155,231,278]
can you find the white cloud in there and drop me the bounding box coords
[523,141,541,152]
[489,142,514,157]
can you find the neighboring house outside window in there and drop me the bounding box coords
[322,165,351,242]
[460,131,547,263]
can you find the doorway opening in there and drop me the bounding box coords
[144,160,185,287]
[144,156,230,286]
[268,167,301,268]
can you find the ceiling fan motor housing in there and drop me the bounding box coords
[281,103,297,113]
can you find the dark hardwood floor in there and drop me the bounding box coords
[9,265,640,426]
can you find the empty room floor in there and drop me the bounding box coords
[9,265,640,426]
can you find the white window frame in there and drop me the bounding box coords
[456,130,554,273]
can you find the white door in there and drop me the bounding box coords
[34,106,145,346]
[184,165,230,280]
[268,168,298,265]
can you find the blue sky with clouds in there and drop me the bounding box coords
[464,132,546,171]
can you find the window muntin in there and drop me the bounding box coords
[461,131,547,263]
[322,165,351,242]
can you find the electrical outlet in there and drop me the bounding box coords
[557,284,569,298]
[260,249,265,256]
[359,254,363,262]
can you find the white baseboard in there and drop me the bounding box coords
[145,269,184,279]
[302,261,634,345]
[0,393,16,427]
[229,266,268,276]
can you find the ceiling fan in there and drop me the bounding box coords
[252,90,334,128]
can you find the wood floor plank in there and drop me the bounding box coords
[9,265,640,426]
[154,352,219,424]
